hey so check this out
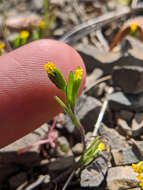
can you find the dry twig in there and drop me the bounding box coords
[84,75,112,94]
[93,87,113,137]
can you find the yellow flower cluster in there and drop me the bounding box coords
[130,23,138,33]
[0,41,5,51]
[98,142,105,151]
[39,20,45,29]
[75,67,83,80]
[44,62,56,74]
[20,30,30,39]
[132,163,143,173]
[132,163,143,189]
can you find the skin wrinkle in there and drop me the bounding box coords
[0,54,32,90]
[0,55,35,111]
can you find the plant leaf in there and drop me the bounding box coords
[54,96,68,112]
[66,71,74,106]
[48,68,67,93]
[72,78,81,107]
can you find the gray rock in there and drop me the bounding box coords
[76,44,121,74]
[53,28,66,37]
[127,36,143,62]
[112,147,139,166]
[8,172,27,189]
[48,156,75,174]
[65,94,101,133]
[24,175,47,190]
[0,0,43,13]
[130,140,143,160]
[76,37,143,77]
[51,0,67,5]
[85,68,104,98]
[118,110,134,122]
[56,136,73,156]
[85,68,103,89]
[108,91,143,112]
[80,152,109,188]
[134,113,143,124]
[0,123,49,152]
[7,32,19,42]
[115,37,143,69]
[107,166,139,190]
[85,82,106,98]
[113,65,143,94]
[117,118,132,136]
[72,143,83,155]
[0,164,20,183]
[0,152,40,168]
[99,124,127,150]
[132,113,143,137]
[43,175,50,184]
[69,12,79,25]
[6,13,41,31]
[108,92,132,111]
[31,0,43,10]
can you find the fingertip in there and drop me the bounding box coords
[0,39,86,148]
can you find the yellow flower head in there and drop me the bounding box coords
[44,62,56,74]
[137,173,143,181]
[75,67,83,80]
[132,164,143,173]
[20,30,30,39]
[139,181,143,189]
[39,20,45,29]
[0,41,5,51]
[132,162,143,189]
[130,23,138,33]
[98,143,105,151]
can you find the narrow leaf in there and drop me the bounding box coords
[72,79,81,107]
[54,96,68,112]
[66,71,74,106]
[48,68,66,93]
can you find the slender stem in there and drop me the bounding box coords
[67,108,86,151]
[78,123,86,151]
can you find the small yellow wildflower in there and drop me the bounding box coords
[98,143,105,151]
[130,23,138,33]
[20,30,30,39]
[132,163,143,173]
[137,174,143,180]
[132,162,143,189]
[140,181,143,189]
[39,20,45,29]
[132,164,141,173]
[0,41,5,51]
[75,67,83,80]
[44,62,56,74]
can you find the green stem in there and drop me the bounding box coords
[43,0,51,36]
[66,108,86,151]
[54,96,86,151]
[21,38,27,46]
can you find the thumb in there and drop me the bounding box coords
[0,39,86,148]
